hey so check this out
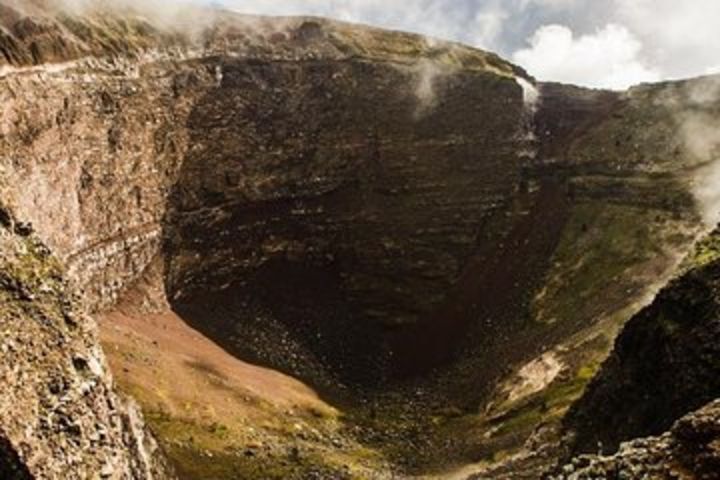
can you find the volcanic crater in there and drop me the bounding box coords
[1,3,720,479]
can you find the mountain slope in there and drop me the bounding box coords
[565,229,720,455]
[0,205,171,479]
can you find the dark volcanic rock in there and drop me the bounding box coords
[535,82,621,160]
[551,400,720,480]
[565,231,720,455]
[165,55,529,385]
[0,435,32,480]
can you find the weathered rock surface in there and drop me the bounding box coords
[166,49,529,385]
[551,399,720,480]
[565,230,720,456]
[471,231,720,478]
[0,206,171,479]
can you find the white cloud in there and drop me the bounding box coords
[512,23,660,90]
[613,0,720,81]
[521,0,577,8]
[220,0,509,49]
[44,0,720,88]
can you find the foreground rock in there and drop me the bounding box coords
[551,399,720,480]
[0,207,171,479]
[565,231,720,455]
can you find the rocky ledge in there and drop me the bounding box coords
[565,230,720,455]
[551,399,720,480]
[0,205,171,479]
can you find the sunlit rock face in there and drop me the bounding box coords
[0,207,172,479]
[0,1,208,313]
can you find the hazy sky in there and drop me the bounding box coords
[211,0,720,90]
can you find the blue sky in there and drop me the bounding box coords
[205,0,720,90]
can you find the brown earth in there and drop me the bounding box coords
[99,283,391,479]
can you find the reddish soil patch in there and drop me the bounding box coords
[98,305,336,421]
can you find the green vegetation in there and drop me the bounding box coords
[0,232,67,324]
[5,237,62,287]
[685,231,720,268]
[146,412,350,480]
[533,201,694,327]
[113,382,388,480]
[490,357,602,438]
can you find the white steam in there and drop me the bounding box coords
[675,76,720,226]
[24,0,218,40]
[681,113,720,163]
[693,160,720,227]
[516,76,540,113]
[412,58,446,116]
[515,77,540,159]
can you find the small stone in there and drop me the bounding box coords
[15,222,33,236]
[100,463,114,478]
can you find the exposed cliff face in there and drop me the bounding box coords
[0,207,171,479]
[0,54,207,311]
[565,229,720,456]
[165,54,528,385]
[163,47,707,397]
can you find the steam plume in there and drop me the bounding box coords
[647,75,720,226]
[679,76,720,226]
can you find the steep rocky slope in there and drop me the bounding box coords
[538,232,720,479]
[552,399,720,480]
[0,1,719,478]
[468,232,720,479]
[166,39,526,385]
[0,206,171,479]
[565,229,720,456]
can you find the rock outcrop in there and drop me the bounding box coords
[471,232,720,479]
[565,230,720,456]
[0,206,171,479]
[552,399,720,480]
